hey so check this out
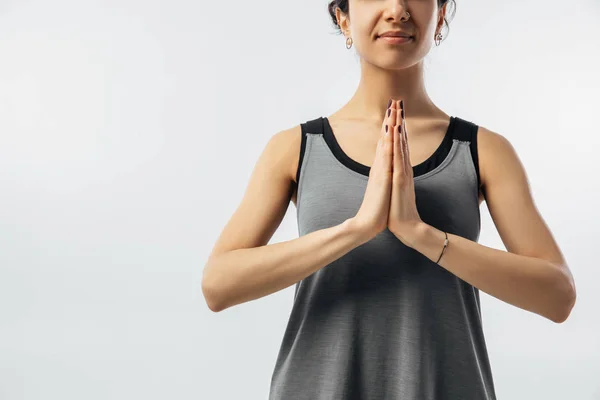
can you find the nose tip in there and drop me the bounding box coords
[387,2,410,21]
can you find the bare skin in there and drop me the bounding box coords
[202,0,575,321]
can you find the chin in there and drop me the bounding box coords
[379,58,420,71]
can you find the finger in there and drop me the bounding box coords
[393,113,401,175]
[400,99,405,122]
[382,131,393,174]
[402,118,412,175]
[388,98,397,111]
[383,98,396,136]
[382,100,389,135]
[390,101,397,132]
[398,100,404,140]
[396,124,405,174]
[398,100,410,173]
[388,100,397,149]
[395,107,403,171]
[399,122,407,173]
[396,99,403,144]
[396,107,404,171]
[377,133,391,161]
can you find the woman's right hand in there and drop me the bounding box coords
[352,99,397,240]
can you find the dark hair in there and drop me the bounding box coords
[327,0,457,43]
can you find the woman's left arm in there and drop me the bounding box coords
[406,127,576,324]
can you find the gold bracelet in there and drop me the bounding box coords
[436,231,449,264]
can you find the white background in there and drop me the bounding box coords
[1,0,599,399]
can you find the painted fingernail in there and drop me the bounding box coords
[387,99,392,108]
[388,109,391,117]
[400,100,404,110]
[385,124,388,133]
[401,108,405,119]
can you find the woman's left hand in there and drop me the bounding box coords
[387,100,424,247]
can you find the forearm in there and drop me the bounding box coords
[202,218,371,312]
[405,222,576,323]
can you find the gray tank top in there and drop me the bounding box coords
[268,116,497,400]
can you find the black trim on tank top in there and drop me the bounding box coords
[296,123,309,185]
[452,117,481,191]
[322,116,457,178]
[470,125,481,193]
[296,117,326,186]
[297,116,481,190]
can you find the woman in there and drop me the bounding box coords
[202,1,577,399]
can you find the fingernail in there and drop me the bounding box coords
[387,109,391,117]
[400,100,404,110]
[401,108,405,119]
[385,124,388,133]
[387,99,392,108]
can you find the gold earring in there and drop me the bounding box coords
[346,37,353,49]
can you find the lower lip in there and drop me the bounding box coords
[378,36,413,44]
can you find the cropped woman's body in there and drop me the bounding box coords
[202,1,576,398]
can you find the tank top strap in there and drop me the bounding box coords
[451,116,481,191]
[301,117,325,136]
[451,117,477,141]
[296,117,325,185]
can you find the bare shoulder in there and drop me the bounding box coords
[475,125,524,197]
[476,124,514,153]
[272,123,303,185]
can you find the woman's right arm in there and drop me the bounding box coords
[201,125,373,312]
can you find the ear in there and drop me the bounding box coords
[336,7,350,35]
[437,3,447,31]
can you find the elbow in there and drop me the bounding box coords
[550,273,577,324]
[202,262,226,313]
[202,278,224,312]
[551,298,575,324]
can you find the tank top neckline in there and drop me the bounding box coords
[321,116,457,178]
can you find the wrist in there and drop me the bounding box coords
[344,218,376,244]
[410,222,448,262]
[411,221,433,247]
[391,221,429,249]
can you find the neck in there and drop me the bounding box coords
[338,59,440,123]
